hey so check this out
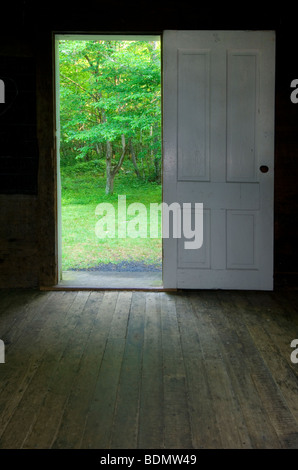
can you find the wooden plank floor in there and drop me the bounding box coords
[0,288,297,449]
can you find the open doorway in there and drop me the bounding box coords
[55,34,162,288]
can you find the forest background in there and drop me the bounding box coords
[59,39,162,271]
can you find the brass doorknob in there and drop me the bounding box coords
[260,165,269,173]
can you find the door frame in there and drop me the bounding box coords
[54,33,163,284]
[53,30,276,290]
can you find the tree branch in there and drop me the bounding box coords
[60,73,89,93]
[60,73,99,102]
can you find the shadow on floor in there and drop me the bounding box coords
[58,270,163,289]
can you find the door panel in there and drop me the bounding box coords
[178,209,211,269]
[162,30,275,290]
[226,211,258,269]
[177,49,210,181]
[227,51,259,182]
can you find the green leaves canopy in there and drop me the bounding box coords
[59,39,161,174]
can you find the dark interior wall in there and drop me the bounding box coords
[274,25,298,287]
[0,1,297,288]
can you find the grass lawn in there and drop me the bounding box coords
[61,166,162,270]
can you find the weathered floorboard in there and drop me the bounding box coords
[110,291,145,449]
[175,293,223,448]
[0,288,297,449]
[161,293,192,449]
[138,293,164,449]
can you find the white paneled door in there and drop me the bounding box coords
[162,31,275,289]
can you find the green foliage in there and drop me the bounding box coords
[59,38,161,182]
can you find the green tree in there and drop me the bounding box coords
[59,39,161,194]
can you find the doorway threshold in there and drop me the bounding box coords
[55,269,163,290]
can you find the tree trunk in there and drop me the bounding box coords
[130,140,141,179]
[154,154,161,183]
[105,135,126,194]
[151,122,161,183]
[105,141,114,194]
[154,131,161,183]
